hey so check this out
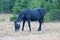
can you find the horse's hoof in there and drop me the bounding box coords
[29,30,31,31]
[38,29,41,31]
[22,30,24,31]
[22,29,24,31]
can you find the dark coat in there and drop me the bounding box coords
[14,8,46,32]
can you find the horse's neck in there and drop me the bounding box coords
[16,18,20,22]
[15,18,20,24]
[16,15,22,22]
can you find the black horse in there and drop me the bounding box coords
[14,8,46,32]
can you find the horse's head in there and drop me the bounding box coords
[14,21,20,32]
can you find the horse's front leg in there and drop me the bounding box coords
[27,19,31,31]
[22,20,25,31]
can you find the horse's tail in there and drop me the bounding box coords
[16,12,24,22]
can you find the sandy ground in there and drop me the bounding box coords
[0,14,60,40]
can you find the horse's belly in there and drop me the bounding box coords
[31,17,40,21]
[31,19,38,21]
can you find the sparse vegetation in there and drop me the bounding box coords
[0,18,6,22]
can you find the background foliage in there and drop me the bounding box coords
[0,0,60,21]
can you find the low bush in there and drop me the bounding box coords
[10,14,17,21]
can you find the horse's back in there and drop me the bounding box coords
[23,8,46,21]
[31,10,41,20]
[24,9,41,21]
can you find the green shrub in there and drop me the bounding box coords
[44,12,51,22]
[10,14,17,21]
[44,9,60,22]
[50,10,60,21]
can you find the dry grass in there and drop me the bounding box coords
[0,14,60,40]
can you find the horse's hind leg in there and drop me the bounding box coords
[22,20,25,31]
[27,19,31,31]
[38,18,43,31]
